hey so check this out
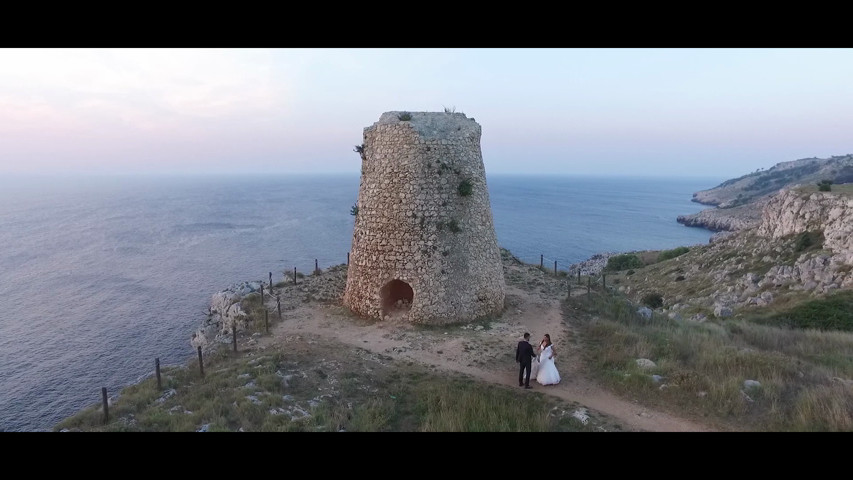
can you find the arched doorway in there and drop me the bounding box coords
[379,279,414,318]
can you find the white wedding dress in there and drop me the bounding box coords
[536,344,561,386]
[530,353,540,378]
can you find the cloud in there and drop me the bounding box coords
[0,48,290,132]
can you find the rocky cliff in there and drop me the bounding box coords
[757,186,853,268]
[676,201,766,233]
[618,183,853,320]
[676,154,853,232]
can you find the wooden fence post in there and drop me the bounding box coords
[155,357,161,390]
[554,260,557,275]
[603,274,606,290]
[102,387,109,424]
[293,267,297,285]
[260,284,264,304]
[197,346,204,377]
[269,272,272,289]
[540,254,543,269]
[276,295,281,319]
[347,252,350,265]
[232,323,237,352]
[315,259,319,274]
[577,270,581,285]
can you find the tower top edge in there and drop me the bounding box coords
[366,111,481,138]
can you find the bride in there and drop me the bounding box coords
[536,334,561,386]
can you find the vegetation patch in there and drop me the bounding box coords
[793,230,824,253]
[605,254,644,272]
[658,246,690,262]
[750,290,853,332]
[641,292,664,309]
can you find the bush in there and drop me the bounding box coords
[605,254,644,272]
[817,179,832,191]
[458,180,473,196]
[757,290,853,331]
[641,292,663,309]
[658,246,690,262]
[350,205,359,216]
[794,230,823,253]
[795,232,812,251]
[398,112,412,121]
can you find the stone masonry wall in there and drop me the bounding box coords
[342,111,506,324]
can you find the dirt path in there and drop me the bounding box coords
[258,264,721,432]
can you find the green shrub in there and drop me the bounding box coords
[350,205,359,216]
[605,254,644,272]
[795,232,812,251]
[458,180,473,196]
[447,219,461,233]
[658,246,690,262]
[641,292,663,309]
[794,231,823,252]
[817,179,832,191]
[756,290,853,331]
[398,112,412,121]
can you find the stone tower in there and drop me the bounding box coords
[343,111,506,325]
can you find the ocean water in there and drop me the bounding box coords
[0,173,721,432]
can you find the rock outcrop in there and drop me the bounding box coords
[621,184,853,319]
[677,154,853,232]
[756,188,853,262]
[676,201,766,232]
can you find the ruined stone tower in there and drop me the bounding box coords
[343,111,506,325]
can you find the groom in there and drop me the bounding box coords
[516,332,536,389]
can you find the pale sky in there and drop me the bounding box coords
[1,48,851,178]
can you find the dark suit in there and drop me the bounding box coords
[516,339,536,387]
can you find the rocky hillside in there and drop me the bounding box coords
[616,184,853,320]
[677,154,853,232]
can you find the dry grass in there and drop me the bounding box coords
[54,332,622,432]
[567,290,853,431]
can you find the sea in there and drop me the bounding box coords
[0,173,723,432]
